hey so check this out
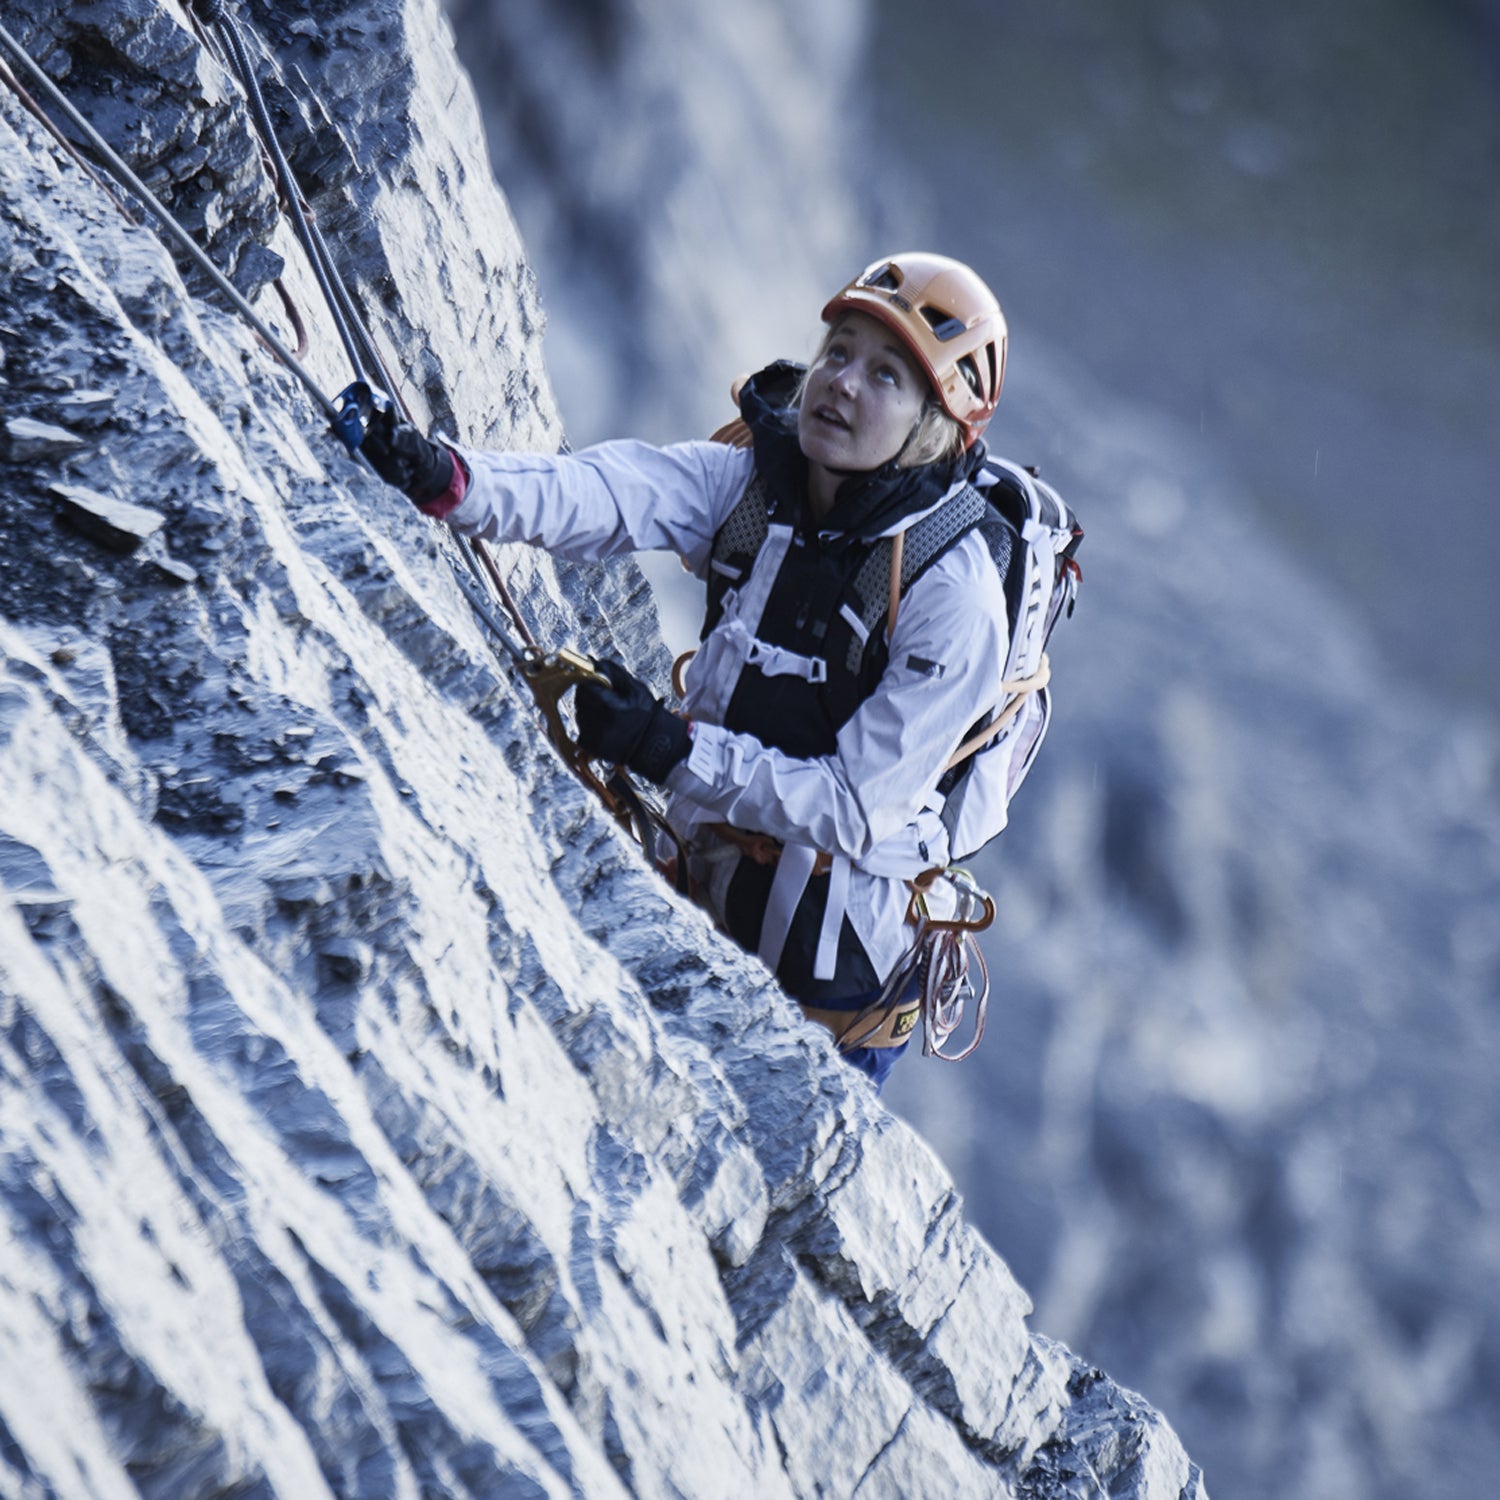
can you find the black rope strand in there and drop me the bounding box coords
[208,7,374,387]
[0,19,337,421]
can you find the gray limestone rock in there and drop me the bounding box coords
[0,3,1202,1499]
[5,416,86,461]
[49,481,164,551]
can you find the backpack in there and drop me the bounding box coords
[700,454,1082,867]
[931,457,1082,862]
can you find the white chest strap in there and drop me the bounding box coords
[721,615,829,683]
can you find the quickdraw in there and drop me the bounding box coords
[906,868,993,1061]
[0,13,687,888]
[509,642,690,889]
[813,866,994,1059]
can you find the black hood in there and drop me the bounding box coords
[736,361,985,542]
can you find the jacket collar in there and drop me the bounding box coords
[737,361,984,542]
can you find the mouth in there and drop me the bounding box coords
[811,404,851,433]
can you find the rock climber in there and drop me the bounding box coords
[362,253,1029,1089]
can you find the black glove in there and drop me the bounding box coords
[574,658,692,784]
[361,403,454,506]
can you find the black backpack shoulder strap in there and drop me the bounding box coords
[837,483,991,678]
[703,471,774,637]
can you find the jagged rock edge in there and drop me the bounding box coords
[0,5,1209,1494]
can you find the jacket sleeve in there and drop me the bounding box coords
[666,533,1011,863]
[443,438,754,574]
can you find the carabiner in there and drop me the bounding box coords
[332,379,395,455]
[521,648,610,775]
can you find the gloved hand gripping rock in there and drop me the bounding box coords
[360,402,455,506]
[574,659,692,784]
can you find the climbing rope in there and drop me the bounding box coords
[0,15,686,883]
[194,0,387,392]
[0,17,336,422]
[183,4,566,686]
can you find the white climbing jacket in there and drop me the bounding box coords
[443,435,1033,993]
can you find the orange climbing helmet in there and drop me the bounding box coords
[821,252,1007,447]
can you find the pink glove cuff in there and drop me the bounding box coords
[418,447,470,519]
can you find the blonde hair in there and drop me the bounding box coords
[797,328,967,471]
[897,403,966,468]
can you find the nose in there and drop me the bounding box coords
[828,360,860,397]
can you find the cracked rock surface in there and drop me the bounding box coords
[0,1,1203,1496]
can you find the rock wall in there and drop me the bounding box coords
[0,2,1202,1496]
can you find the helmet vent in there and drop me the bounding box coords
[919,305,968,342]
[862,265,902,292]
[956,354,982,397]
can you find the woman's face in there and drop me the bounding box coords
[798,313,928,478]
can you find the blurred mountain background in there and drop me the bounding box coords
[868,0,1500,716]
[447,1,1500,1496]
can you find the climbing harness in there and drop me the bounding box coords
[697,817,996,1059]
[798,868,993,1060]
[0,13,685,883]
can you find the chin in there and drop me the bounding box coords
[797,424,846,470]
